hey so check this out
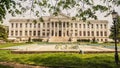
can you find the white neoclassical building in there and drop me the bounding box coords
[8,13,109,42]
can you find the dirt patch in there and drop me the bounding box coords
[0,62,49,68]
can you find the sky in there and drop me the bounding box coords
[3,0,120,29]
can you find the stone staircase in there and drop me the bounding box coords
[49,37,70,42]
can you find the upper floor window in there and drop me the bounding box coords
[83,24,85,28]
[25,23,28,28]
[30,23,32,28]
[20,31,22,36]
[104,31,107,36]
[15,31,18,36]
[11,23,14,28]
[79,24,81,28]
[47,23,50,28]
[34,23,36,28]
[83,31,86,36]
[20,23,22,28]
[87,24,90,28]
[16,23,18,28]
[91,24,93,28]
[97,31,99,36]
[75,23,77,28]
[100,24,103,29]
[100,31,103,36]
[11,31,13,36]
[43,23,45,28]
[38,23,40,28]
[91,31,94,36]
[88,31,90,36]
[104,24,107,29]
[96,24,99,29]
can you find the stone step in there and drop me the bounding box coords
[49,37,70,42]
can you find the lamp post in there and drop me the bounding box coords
[112,10,119,65]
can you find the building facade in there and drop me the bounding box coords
[8,14,109,42]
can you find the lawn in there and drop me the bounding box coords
[0,50,120,68]
[0,43,30,48]
[0,42,120,68]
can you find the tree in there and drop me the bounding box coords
[0,0,120,23]
[0,25,8,41]
[109,16,120,42]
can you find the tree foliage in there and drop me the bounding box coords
[0,0,120,23]
[109,16,120,42]
[0,25,8,41]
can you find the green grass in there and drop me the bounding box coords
[0,43,30,48]
[0,50,120,68]
[0,65,13,68]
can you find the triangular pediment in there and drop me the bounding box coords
[50,13,71,19]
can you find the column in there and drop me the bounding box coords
[54,22,55,36]
[62,22,63,37]
[57,22,59,37]
[50,22,51,37]
[40,23,42,37]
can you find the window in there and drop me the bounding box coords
[52,22,54,27]
[67,22,69,27]
[104,24,107,29]
[30,23,32,28]
[83,31,86,36]
[87,24,90,28]
[34,23,36,28]
[91,31,94,36]
[47,23,50,28]
[97,31,99,36]
[91,24,93,28]
[29,31,32,36]
[75,23,77,28]
[96,24,98,29]
[55,22,57,27]
[43,23,45,28]
[16,23,18,28]
[83,24,85,28]
[25,31,27,36]
[11,31,13,36]
[25,23,28,28]
[20,31,22,36]
[33,31,36,36]
[88,31,90,36]
[38,31,40,36]
[63,22,65,27]
[20,23,22,28]
[79,31,81,36]
[79,24,81,28]
[104,31,107,36]
[38,23,40,28]
[15,31,18,36]
[11,23,14,28]
[100,31,103,36]
[100,24,102,29]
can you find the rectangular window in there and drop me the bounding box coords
[101,31,103,36]
[25,31,27,36]
[104,31,107,36]
[91,24,93,28]
[75,23,77,28]
[20,31,22,36]
[20,23,22,28]
[97,31,99,36]
[79,24,81,28]
[34,23,36,28]
[88,31,90,36]
[15,31,18,36]
[83,31,86,36]
[26,23,28,28]
[11,23,14,28]
[11,31,13,36]
[16,23,18,28]
[38,31,40,36]
[83,24,85,28]
[79,31,81,36]
[91,31,94,36]
[104,24,107,29]
[96,24,99,29]
[33,31,36,36]
[38,23,40,28]
[101,24,102,29]
[30,23,32,28]
[29,31,32,36]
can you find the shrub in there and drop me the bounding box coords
[77,39,90,42]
